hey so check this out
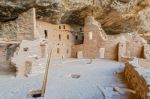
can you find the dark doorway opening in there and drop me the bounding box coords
[59,34,61,40]
[67,34,69,40]
[63,25,65,29]
[44,30,48,38]
[59,26,61,29]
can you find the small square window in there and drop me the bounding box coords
[44,30,48,38]
[59,26,61,29]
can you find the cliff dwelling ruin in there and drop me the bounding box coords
[0,0,150,99]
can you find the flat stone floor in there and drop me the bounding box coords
[0,59,130,99]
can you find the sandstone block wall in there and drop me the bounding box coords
[82,16,108,59]
[71,16,119,60]
[0,21,17,40]
[16,8,36,40]
[0,45,7,68]
[99,40,118,60]
[118,42,126,61]
[143,44,150,59]
[71,44,83,58]
[0,8,36,40]
[11,39,47,76]
[127,42,144,58]
[72,40,118,60]
[37,21,83,59]
[15,61,32,77]
[74,16,145,60]
[118,41,144,62]
[124,62,148,99]
[139,59,150,68]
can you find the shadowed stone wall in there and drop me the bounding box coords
[0,8,36,40]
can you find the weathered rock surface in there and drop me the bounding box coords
[0,0,150,34]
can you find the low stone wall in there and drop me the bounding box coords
[11,39,47,77]
[72,40,118,60]
[15,61,32,77]
[99,40,118,60]
[127,42,144,58]
[71,44,83,58]
[124,62,148,99]
[139,59,150,68]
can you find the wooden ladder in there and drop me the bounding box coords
[41,48,53,97]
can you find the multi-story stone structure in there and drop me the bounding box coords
[0,8,150,77]
[72,16,149,61]
[9,8,83,76]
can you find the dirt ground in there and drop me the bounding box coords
[0,59,134,99]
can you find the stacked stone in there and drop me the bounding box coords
[0,21,17,40]
[71,45,83,58]
[124,62,149,99]
[99,40,118,60]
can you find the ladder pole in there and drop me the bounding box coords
[41,48,53,97]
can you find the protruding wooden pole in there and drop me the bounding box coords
[41,48,53,97]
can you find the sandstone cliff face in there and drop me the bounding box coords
[0,0,150,34]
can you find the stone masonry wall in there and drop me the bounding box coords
[0,8,36,40]
[16,8,36,40]
[80,16,119,59]
[71,44,83,58]
[0,21,17,40]
[71,16,145,60]
[99,40,119,60]
[36,21,82,59]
